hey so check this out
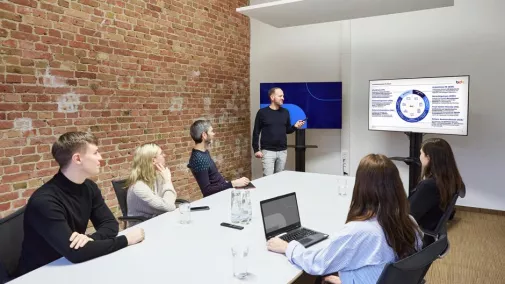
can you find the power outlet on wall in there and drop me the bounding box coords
[341,151,349,176]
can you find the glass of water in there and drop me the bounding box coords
[231,190,242,224]
[231,244,249,279]
[179,203,191,224]
[240,190,252,225]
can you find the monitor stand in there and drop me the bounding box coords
[287,129,318,172]
[389,132,423,196]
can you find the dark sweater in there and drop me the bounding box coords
[18,171,128,276]
[409,178,444,232]
[187,149,232,197]
[252,106,296,153]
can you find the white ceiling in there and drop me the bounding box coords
[237,0,454,28]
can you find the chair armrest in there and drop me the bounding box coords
[118,216,148,222]
[175,199,190,204]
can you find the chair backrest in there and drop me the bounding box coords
[377,234,449,284]
[111,179,128,217]
[0,207,26,281]
[431,192,459,236]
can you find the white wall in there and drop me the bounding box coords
[249,17,343,179]
[349,0,505,210]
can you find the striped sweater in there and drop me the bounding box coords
[126,176,177,223]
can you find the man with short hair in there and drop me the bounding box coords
[253,87,305,176]
[17,132,145,276]
[188,120,250,197]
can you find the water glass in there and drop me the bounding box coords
[338,179,348,196]
[240,190,252,225]
[179,203,191,224]
[341,179,348,196]
[231,244,249,279]
[231,190,243,224]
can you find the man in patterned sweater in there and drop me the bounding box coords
[187,120,250,197]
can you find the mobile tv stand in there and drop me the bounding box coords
[389,132,424,196]
[287,129,318,172]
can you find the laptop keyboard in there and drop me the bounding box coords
[280,228,317,242]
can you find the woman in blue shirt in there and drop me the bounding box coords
[267,154,423,284]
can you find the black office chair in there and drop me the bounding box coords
[111,179,189,227]
[422,192,459,240]
[0,207,26,283]
[376,234,449,284]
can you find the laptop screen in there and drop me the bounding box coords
[261,193,301,237]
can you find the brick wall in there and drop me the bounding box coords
[0,0,251,218]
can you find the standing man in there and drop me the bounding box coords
[252,87,305,176]
[17,132,145,276]
[188,120,250,197]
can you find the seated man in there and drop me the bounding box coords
[17,132,145,276]
[188,120,250,197]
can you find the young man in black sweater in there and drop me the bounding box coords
[187,120,250,197]
[252,87,305,176]
[17,132,145,276]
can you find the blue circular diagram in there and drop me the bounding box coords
[396,90,430,122]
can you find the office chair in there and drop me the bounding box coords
[423,192,459,240]
[0,207,26,283]
[376,234,449,284]
[111,179,189,227]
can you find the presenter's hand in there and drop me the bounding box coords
[126,228,145,246]
[294,120,305,129]
[267,237,288,254]
[69,232,93,249]
[254,151,263,158]
[232,177,250,188]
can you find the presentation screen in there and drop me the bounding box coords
[369,76,469,135]
[260,82,342,129]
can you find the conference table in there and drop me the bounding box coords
[11,171,355,284]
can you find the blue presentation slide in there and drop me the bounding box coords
[260,82,342,129]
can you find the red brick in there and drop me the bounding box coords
[10,0,37,7]
[21,163,35,171]
[0,2,16,12]
[22,188,37,198]
[0,202,11,212]
[78,0,99,8]
[5,148,20,156]
[0,11,21,22]
[4,165,20,174]
[1,172,30,183]
[0,121,14,129]
[0,184,11,194]
[12,198,27,209]
[0,27,8,37]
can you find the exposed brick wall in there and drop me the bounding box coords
[0,0,251,218]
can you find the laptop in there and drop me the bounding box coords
[260,192,329,248]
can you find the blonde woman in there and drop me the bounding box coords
[126,143,177,224]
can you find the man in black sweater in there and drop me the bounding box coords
[252,87,305,176]
[17,132,145,276]
[187,120,250,197]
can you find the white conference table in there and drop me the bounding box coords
[12,171,354,284]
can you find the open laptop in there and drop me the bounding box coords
[260,192,329,248]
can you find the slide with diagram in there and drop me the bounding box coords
[369,76,469,135]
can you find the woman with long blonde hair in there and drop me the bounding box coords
[126,143,177,224]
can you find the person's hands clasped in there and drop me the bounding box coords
[125,228,145,246]
[69,232,93,250]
